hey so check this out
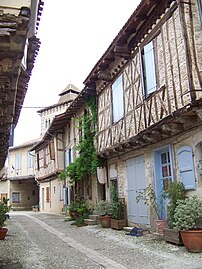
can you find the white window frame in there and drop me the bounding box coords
[12,192,20,203]
[15,153,21,170]
[27,152,34,168]
[112,74,124,123]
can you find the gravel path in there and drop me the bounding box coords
[0,212,202,269]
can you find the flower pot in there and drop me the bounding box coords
[99,215,111,228]
[180,230,202,253]
[155,219,167,234]
[0,227,8,240]
[110,219,127,230]
[164,228,183,245]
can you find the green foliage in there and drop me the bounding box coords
[164,181,186,228]
[0,199,10,227]
[136,184,164,219]
[110,185,124,220]
[95,200,112,216]
[65,97,104,183]
[68,199,92,226]
[173,196,202,230]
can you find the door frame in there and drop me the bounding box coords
[153,145,174,219]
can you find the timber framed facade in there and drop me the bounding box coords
[84,0,202,229]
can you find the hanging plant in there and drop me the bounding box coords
[64,97,104,183]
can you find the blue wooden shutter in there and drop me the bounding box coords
[177,146,196,190]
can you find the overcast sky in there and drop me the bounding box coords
[14,0,141,146]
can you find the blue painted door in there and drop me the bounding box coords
[126,156,148,224]
[154,147,173,219]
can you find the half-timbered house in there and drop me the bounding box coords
[0,0,43,172]
[84,0,202,230]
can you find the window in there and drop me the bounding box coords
[68,123,71,143]
[65,149,69,167]
[37,153,40,171]
[198,0,202,27]
[112,75,124,122]
[141,41,157,96]
[43,147,47,167]
[15,153,21,170]
[49,141,55,160]
[59,183,63,200]
[12,192,20,203]
[27,152,34,168]
[46,187,50,202]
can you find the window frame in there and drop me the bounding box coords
[15,153,21,170]
[112,74,124,123]
[12,192,20,203]
[27,151,34,168]
[140,40,157,97]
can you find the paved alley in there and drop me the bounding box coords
[0,212,202,269]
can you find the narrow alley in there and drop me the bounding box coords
[0,212,202,269]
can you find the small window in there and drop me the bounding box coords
[49,141,55,160]
[27,152,34,168]
[59,183,63,201]
[53,186,56,195]
[46,187,50,202]
[68,123,71,143]
[15,153,21,170]
[141,41,157,96]
[12,192,20,203]
[112,75,124,123]
[43,147,47,167]
[37,153,40,171]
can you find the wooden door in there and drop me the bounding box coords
[126,156,148,224]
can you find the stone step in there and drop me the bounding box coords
[84,219,98,225]
[88,214,99,221]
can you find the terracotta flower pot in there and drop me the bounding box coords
[99,215,111,228]
[155,219,167,234]
[0,227,8,240]
[181,230,202,253]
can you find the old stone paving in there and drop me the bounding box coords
[0,212,202,269]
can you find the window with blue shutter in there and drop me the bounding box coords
[112,75,124,123]
[141,41,157,96]
[177,146,196,190]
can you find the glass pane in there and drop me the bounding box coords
[163,178,171,191]
[162,166,168,177]
[161,153,167,164]
[168,165,172,176]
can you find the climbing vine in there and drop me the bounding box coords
[60,97,104,183]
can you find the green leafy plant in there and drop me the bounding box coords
[68,199,92,226]
[164,181,186,228]
[95,200,112,216]
[173,196,202,230]
[136,184,164,220]
[0,199,10,228]
[62,97,104,183]
[110,185,124,220]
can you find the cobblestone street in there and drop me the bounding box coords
[0,212,202,269]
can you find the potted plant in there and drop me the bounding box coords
[136,183,167,234]
[163,181,186,245]
[68,199,91,226]
[0,199,10,240]
[110,185,126,230]
[173,196,202,252]
[32,205,39,212]
[95,200,112,228]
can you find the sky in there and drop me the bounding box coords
[14,0,141,146]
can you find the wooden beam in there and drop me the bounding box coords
[97,70,112,82]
